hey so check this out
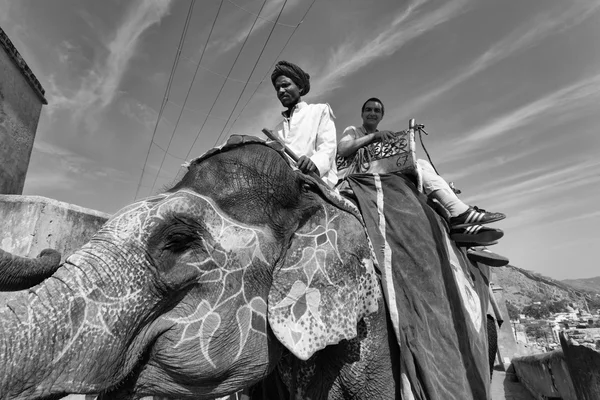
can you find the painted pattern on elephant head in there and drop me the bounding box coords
[140,189,381,374]
[10,189,279,376]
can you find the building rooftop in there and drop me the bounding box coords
[0,26,47,105]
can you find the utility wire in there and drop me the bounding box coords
[149,0,226,194]
[226,0,299,27]
[153,140,185,160]
[180,54,263,85]
[219,0,317,140]
[182,0,271,161]
[134,0,195,200]
[211,0,291,148]
[167,99,230,121]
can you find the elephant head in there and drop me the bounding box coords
[0,248,61,291]
[0,136,380,399]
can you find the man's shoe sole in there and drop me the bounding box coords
[451,214,506,229]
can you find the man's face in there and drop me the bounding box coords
[275,75,301,108]
[362,101,384,129]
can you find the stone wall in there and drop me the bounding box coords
[0,195,109,260]
[0,29,46,194]
[512,350,577,400]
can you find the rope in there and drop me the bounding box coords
[416,125,441,175]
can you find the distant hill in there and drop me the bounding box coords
[492,265,593,310]
[561,277,600,295]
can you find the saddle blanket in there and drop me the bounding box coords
[347,172,491,400]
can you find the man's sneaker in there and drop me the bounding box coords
[450,206,506,228]
[467,247,509,267]
[450,225,504,246]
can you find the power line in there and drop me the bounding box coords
[182,0,271,162]
[134,0,196,200]
[211,0,292,148]
[226,0,299,28]
[219,0,317,140]
[167,99,230,121]
[152,140,185,160]
[148,0,226,194]
[180,54,263,85]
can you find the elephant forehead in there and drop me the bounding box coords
[103,190,274,246]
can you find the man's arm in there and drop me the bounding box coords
[337,130,396,158]
[308,104,337,177]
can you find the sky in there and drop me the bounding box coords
[1,0,599,280]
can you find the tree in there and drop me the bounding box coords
[547,299,568,314]
[525,325,547,340]
[506,302,521,320]
[522,303,551,319]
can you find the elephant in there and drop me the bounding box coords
[0,248,61,291]
[0,136,398,400]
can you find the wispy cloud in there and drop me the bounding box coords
[553,210,600,225]
[31,141,132,182]
[442,136,567,183]
[501,200,600,233]
[464,158,600,207]
[120,98,158,130]
[311,0,468,96]
[208,0,303,55]
[47,0,173,123]
[459,73,600,144]
[391,1,600,120]
[431,71,600,164]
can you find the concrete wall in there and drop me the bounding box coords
[560,333,600,400]
[0,195,110,260]
[0,46,44,194]
[491,284,529,367]
[512,350,577,400]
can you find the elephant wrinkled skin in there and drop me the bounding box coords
[0,137,397,399]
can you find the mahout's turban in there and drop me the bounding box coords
[271,60,311,96]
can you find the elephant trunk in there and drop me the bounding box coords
[0,248,61,291]
[0,241,162,399]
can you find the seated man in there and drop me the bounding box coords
[337,97,508,263]
[270,60,338,188]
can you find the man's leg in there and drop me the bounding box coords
[418,159,469,217]
[418,159,505,227]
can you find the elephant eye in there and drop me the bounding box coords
[164,232,197,253]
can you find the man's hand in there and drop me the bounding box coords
[374,130,396,143]
[297,155,320,175]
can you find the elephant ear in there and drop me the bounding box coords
[268,201,380,360]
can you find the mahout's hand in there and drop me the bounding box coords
[297,155,319,174]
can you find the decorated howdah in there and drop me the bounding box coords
[336,129,417,179]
